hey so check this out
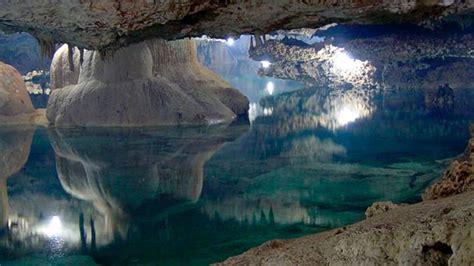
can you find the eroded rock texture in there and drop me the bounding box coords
[250,29,474,115]
[47,39,248,126]
[0,1,473,51]
[217,191,474,266]
[423,127,474,200]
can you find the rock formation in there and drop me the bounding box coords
[47,39,248,126]
[0,1,472,51]
[423,127,474,200]
[0,62,37,124]
[249,30,474,115]
[217,191,474,265]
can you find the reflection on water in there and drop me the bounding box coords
[0,92,471,264]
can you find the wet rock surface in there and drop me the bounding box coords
[0,1,473,51]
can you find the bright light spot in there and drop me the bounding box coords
[226,38,235,46]
[337,106,360,126]
[261,60,271,68]
[265,81,274,95]
[333,51,357,72]
[263,107,273,116]
[44,216,63,237]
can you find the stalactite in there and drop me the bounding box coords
[68,44,75,72]
[79,48,85,66]
[254,34,263,47]
[37,38,55,59]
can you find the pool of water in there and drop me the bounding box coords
[0,100,471,265]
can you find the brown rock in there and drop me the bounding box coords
[423,133,474,201]
[217,191,474,266]
[365,201,399,218]
[0,62,34,123]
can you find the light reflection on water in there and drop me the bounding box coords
[0,102,471,265]
[0,34,472,265]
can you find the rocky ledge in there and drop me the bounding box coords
[0,1,473,51]
[217,129,474,265]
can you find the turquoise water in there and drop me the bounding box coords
[0,106,471,265]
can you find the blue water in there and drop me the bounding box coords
[0,103,471,265]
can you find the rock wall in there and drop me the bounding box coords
[0,1,472,51]
[47,39,248,126]
[0,32,50,74]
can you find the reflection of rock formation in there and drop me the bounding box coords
[258,86,375,132]
[0,127,33,229]
[47,39,248,126]
[49,125,242,244]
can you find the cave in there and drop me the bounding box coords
[0,1,473,265]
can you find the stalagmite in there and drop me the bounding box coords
[47,39,249,126]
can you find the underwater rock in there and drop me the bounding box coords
[217,191,474,265]
[47,39,248,126]
[423,132,474,200]
[0,62,36,124]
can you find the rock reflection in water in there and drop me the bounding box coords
[49,125,244,246]
[0,127,33,229]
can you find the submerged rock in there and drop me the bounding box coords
[47,40,248,126]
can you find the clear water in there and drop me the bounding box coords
[0,105,471,265]
[0,36,472,265]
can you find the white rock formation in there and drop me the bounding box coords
[47,40,248,126]
[50,44,81,90]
